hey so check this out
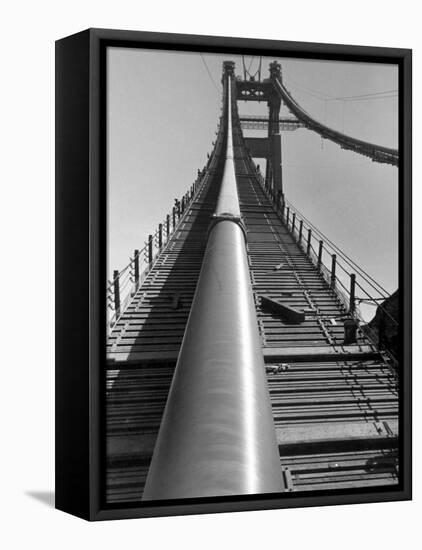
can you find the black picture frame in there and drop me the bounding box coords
[55,28,412,521]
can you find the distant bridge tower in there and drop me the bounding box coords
[237,59,301,202]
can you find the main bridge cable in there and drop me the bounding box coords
[273,72,398,166]
[142,65,284,500]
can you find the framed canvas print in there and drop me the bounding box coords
[55,28,412,520]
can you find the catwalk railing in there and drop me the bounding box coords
[273,76,399,167]
[141,69,284,499]
[256,168,398,360]
[106,172,205,329]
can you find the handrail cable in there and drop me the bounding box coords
[355,280,399,326]
[295,218,397,325]
[254,170,397,325]
[284,198,390,298]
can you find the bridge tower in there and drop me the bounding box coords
[106,61,399,503]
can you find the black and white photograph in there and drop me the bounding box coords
[105,46,403,504]
[3,0,421,544]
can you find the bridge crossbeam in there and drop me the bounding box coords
[240,115,303,131]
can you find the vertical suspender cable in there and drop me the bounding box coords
[142,64,283,500]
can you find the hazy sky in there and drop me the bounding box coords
[107,47,398,318]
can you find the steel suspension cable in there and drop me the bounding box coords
[199,53,219,92]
